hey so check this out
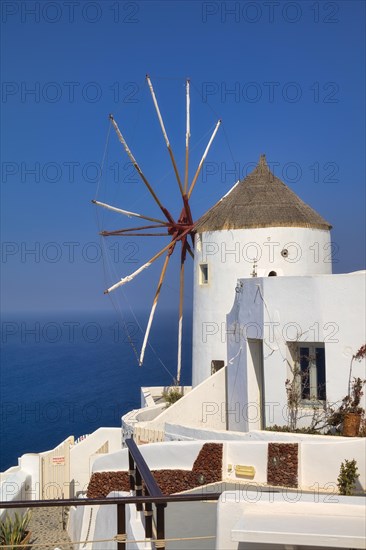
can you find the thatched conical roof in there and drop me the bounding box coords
[194,155,332,232]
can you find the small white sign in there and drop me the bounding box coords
[52,456,65,465]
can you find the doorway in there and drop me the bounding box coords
[247,339,265,430]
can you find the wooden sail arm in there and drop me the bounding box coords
[104,227,192,294]
[146,75,184,197]
[179,194,194,226]
[176,255,185,385]
[101,224,167,233]
[139,250,174,366]
[103,232,169,237]
[186,241,194,259]
[100,224,169,237]
[109,115,175,224]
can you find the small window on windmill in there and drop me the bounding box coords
[211,360,225,374]
[199,263,209,285]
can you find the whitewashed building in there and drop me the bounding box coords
[192,154,333,386]
[225,270,365,432]
[112,155,366,447]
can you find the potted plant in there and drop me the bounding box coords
[328,345,366,437]
[341,377,365,436]
[0,510,32,549]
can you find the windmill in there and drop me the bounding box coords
[93,76,221,384]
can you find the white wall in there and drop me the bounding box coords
[163,424,326,443]
[301,439,366,491]
[68,500,95,550]
[69,498,137,550]
[0,453,40,518]
[137,367,227,433]
[0,465,20,483]
[135,405,165,422]
[226,282,264,432]
[91,441,207,473]
[70,428,122,496]
[227,272,366,429]
[0,469,31,520]
[165,426,340,443]
[68,494,155,550]
[76,491,215,550]
[19,454,40,500]
[224,442,268,483]
[91,492,142,550]
[216,492,366,550]
[0,430,120,504]
[224,438,365,491]
[193,227,331,386]
[91,434,366,492]
[140,387,192,408]
[164,424,257,442]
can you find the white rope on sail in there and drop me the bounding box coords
[146,75,170,147]
[92,199,168,225]
[139,252,172,366]
[177,315,183,384]
[186,79,191,146]
[105,235,180,294]
[139,299,158,366]
[184,79,190,194]
[176,260,185,384]
[106,262,152,293]
[110,115,139,163]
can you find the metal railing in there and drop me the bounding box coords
[0,438,221,550]
[126,437,166,544]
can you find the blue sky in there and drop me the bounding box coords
[1,0,365,314]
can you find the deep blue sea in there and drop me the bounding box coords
[0,310,192,471]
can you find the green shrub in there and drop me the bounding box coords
[162,387,182,407]
[337,459,359,495]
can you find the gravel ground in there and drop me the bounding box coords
[28,507,73,550]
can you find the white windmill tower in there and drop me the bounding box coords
[192,155,332,386]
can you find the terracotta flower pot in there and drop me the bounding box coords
[22,530,32,548]
[3,531,32,550]
[342,413,361,437]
